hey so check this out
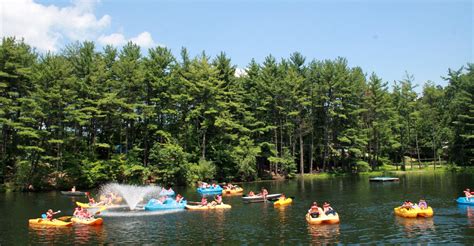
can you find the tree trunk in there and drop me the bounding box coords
[415,132,422,168]
[299,128,304,175]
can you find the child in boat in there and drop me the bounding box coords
[175,194,184,203]
[46,209,61,221]
[402,200,414,209]
[201,197,208,206]
[308,202,323,218]
[73,207,82,218]
[71,186,76,192]
[248,191,255,196]
[210,194,223,206]
[465,189,473,201]
[279,194,287,201]
[323,202,336,215]
[418,199,428,209]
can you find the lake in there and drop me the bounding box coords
[1,172,473,244]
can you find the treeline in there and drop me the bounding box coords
[0,37,472,190]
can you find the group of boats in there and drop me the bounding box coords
[29,182,474,229]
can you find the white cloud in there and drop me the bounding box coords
[0,0,157,51]
[235,68,248,78]
[130,32,155,48]
[98,31,156,48]
[98,33,126,47]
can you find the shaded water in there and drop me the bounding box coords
[1,172,474,244]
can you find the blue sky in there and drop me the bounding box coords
[3,0,473,89]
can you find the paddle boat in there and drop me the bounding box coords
[224,187,244,195]
[29,218,73,227]
[306,213,340,225]
[369,177,399,182]
[242,193,281,203]
[185,203,231,210]
[145,198,187,211]
[394,206,434,218]
[456,197,474,205]
[197,185,223,195]
[71,217,103,226]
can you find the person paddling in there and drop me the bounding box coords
[200,197,208,207]
[46,209,61,221]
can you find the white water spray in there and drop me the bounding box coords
[99,183,162,210]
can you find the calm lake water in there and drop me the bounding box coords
[1,172,474,244]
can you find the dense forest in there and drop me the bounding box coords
[0,37,472,190]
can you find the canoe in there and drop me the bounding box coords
[274,198,293,206]
[159,189,176,197]
[145,198,187,210]
[369,177,399,182]
[61,191,87,196]
[75,201,108,211]
[71,217,103,226]
[242,193,281,203]
[185,204,232,210]
[29,218,73,227]
[394,206,434,218]
[306,213,340,225]
[224,187,243,194]
[197,186,223,194]
[456,197,474,205]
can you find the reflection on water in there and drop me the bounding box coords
[458,204,474,228]
[73,225,106,243]
[395,217,435,238]
[307,223,340,244]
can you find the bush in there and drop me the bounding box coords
[356,160,370,172]
[185,159,216,185]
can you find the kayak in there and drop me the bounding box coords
[394,206,434,218]
[306,213,340,225]
[197,186,223,194]
[145,198,187,210]
[71,217,103,226]
[185,204,232,210]
[29,218,73,227]
[159,189,176,197]
[76,201,107,209]
[242,193,281,203]
[456,197,474,205]
[274,198,293,206]
[224,187,243,194]
[61,191,87,196]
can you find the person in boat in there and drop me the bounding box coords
[247,191,255,197]
[73,207,82,218]
[46,209,61,221]
[402,200,414,209]
[159,195,167,204]
[323,202,336,215]
[260,187,268,199]
[278,194,287,201]
[465,189,473,201]
[418,199,428,209]
[71,186,76,192]
[200,197,208,207]
[308,202,323,218]
[175,194,184,203]
[210,194,223,206]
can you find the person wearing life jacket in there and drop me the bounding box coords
[308,202,323,218]
[46,209,61,221]
[210,194,223,206]
[323,202,336,216]
[175,194,184,203]
[465,189,473,201]
[200,197,208,206]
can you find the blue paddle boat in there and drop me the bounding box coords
[145,198,187,211]
[197,185,223,195]
[456,197,474,205]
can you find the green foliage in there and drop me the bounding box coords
[185,159,216,185]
